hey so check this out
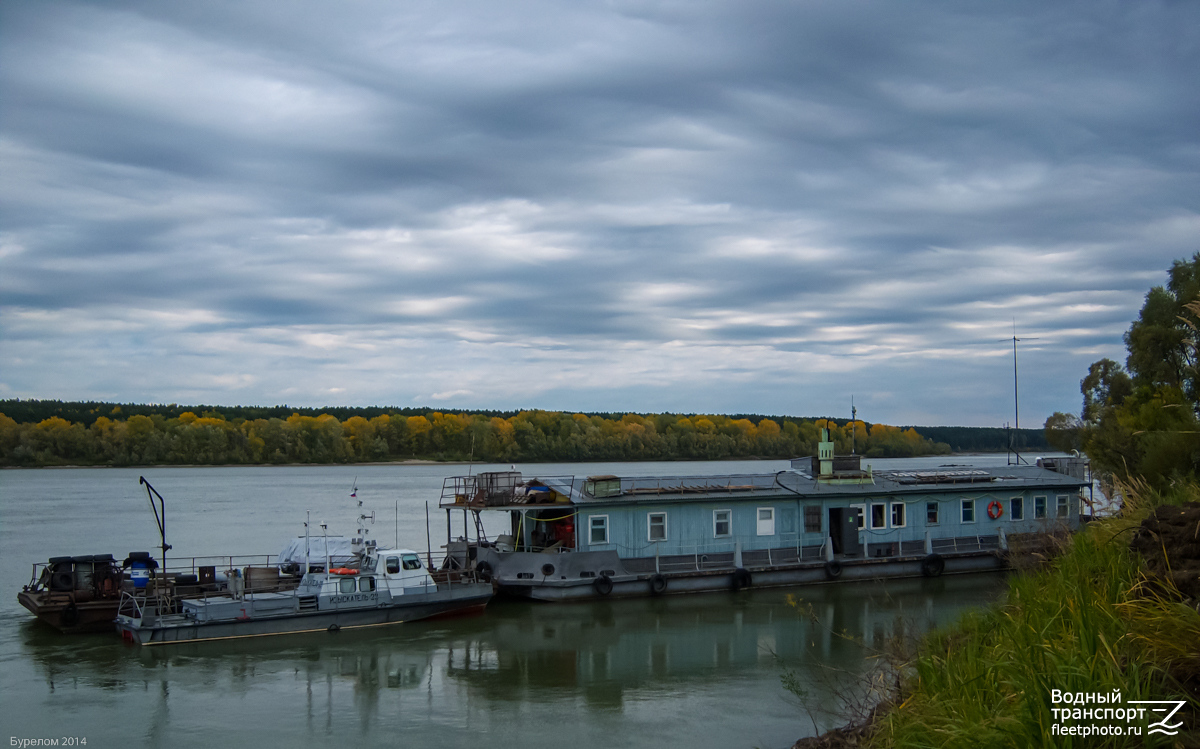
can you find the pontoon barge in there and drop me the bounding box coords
[437,430,1089,601]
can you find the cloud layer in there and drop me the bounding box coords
[3,1,1198,426]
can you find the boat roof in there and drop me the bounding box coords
[448,464,1088,508]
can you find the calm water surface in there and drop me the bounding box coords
[1,458,1015,748]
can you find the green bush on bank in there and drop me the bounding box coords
[867,484,1200,748]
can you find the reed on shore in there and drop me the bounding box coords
[825,482,1200,748]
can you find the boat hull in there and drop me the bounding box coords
[493,552,1005,602]
[115,584,493,646]
[18,591,122,634]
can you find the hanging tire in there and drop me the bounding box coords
[824,560,842,579]
[593,574,613,596]
[921,554,945,577]
[61,603,79,628]
[51,571,74,591]
[649,574,667,595]
[541,563,556,577]
[327,623,340,633]
[731,568,752,590]
[475,561,493,581]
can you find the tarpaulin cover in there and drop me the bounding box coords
[277,536,356,567]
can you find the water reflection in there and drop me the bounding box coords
[3,462,1016,747]
[18,575,1002,748]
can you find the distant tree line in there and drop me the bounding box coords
[0,403,970,467]
[904,425,1048,453]
[1045,252,1200,491]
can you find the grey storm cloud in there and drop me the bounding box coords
[1,0,1198,425]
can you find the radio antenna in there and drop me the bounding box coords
[1001,322,1039,465]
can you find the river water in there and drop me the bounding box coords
[1,458,1016,748]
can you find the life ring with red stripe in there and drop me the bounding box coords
[987,501,1003,520]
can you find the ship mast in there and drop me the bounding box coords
[1004,323,1038,465]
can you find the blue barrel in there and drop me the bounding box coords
[129,560,150,589]
[123,552,155,589]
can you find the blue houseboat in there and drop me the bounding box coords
[438,430,1089,601]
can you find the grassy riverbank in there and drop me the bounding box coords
[855,483,1200,747]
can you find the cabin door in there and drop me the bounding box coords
[828,507,862,557]
[828,508,843,553]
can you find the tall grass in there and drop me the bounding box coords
[869,483,1200,748]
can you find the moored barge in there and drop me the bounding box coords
[438,430,1090,601]
[18,554,126,633]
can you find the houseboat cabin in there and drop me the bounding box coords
[439,430,1089,600]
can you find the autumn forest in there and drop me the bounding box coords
[0,402,1011,467]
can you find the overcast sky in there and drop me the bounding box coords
[2,1,1197,427]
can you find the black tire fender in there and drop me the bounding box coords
[649,574,667,595]
[921,554,945,578]
[475,561,493,581]
[593,574,613,596]
[61,603,79,627]
[51,571,74,591]
[731,568,752,590]
[541,563,556,577]
[824,560,843,579]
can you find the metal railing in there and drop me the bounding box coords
[930,535,1001,554]
[440,475,579,507]
[609,531,807,559]
[440,471,793,508]
[158,555,278,575]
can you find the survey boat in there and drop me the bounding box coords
[437,429,1091,601]
[115,540,492,646]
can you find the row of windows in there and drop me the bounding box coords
[942,495,1070,524]
[384,554,424,575]
[587,495,1074,544]
[338,576,376,594]
[589,508,775,544]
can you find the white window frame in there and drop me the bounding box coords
[850,503,866,530]
[648,512,667,542]
[1034,496,1047,519]
[1010,497,1024,521]
[1056,495,1069,518]
[870,503,887,530]
[961,499,976,524]
[756,507,776,536]
[926,502,939,525]
[713,509,732,538]
[589,515,609,545]
[890,502,906,528]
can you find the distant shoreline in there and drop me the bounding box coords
[0,451,1020,470]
